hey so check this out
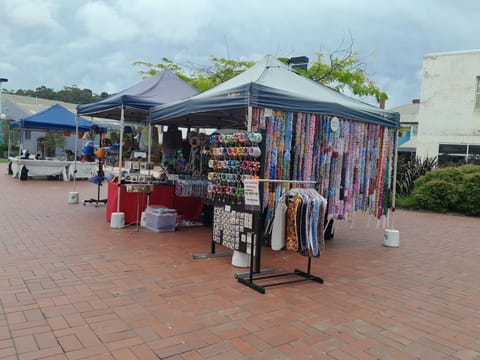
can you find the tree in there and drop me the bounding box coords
[38,131,66,157]
[134,56,255,92]
[280,48,388,102]
[5,86,110,104]
[133,45,387,103]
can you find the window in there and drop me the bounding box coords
[476,76,480,110]
[24,130,31,140]
[438,144,480,166]
[438,144,467,166]
[468,145,480,165]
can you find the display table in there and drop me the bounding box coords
[106,181,204,224]
[9,157,70,181]
[68,162,98,180]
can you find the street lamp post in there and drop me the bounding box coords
[0,77,8,146]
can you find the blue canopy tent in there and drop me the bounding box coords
[150,55,399,129]
[8,104,103,157]
[9,103,97,132]
[76,70,199,223]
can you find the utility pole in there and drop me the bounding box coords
[0,77,8,146]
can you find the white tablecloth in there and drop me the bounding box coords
[9,157,70,181]
[67,162,98,180]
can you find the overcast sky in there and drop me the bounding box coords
[1,0,479,109]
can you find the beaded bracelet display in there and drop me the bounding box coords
[207,131,263,204]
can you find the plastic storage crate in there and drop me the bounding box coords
[145,207,177,232]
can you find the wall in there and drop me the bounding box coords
[21,131,93,158]
[416,50,480,159]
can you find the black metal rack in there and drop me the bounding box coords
[83,159,107,207]
[235,179,325,294]
[83,128,107,207]
[237,256,324,294]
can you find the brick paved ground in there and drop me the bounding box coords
[1,163,480,359]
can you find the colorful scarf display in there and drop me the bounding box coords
[254,108,397,224]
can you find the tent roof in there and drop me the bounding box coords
[150,55,400,129]
[76,70,199,122]
[9,104,99,132]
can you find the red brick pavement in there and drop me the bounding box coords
[1,163,480,359]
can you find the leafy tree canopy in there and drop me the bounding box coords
[5,85,109,104]
[134,47,387,103]
[133,56,255,93]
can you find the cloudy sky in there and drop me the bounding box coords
[0,0,479,109]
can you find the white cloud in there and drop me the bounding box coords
[75,0,213,44]
[3,0,61,30]
[1,0,479,108]
[76,1,140,42]
[117,0,214,43]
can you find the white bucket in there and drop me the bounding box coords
[384,229,400,247]
[140,211,147,227]
[68,192,79,204]
[110,212,125,229]
[231,250,251,268]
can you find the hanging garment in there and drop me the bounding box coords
[286,194,302,252]
[283,188,326,257]
[271,197,287,251]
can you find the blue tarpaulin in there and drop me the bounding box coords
[9,104,100,132]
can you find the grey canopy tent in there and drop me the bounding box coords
[75,70,199,216]
[150,55,400,213]
[150,55,399,129]
[150,55,402,236]
[77,69,199,122]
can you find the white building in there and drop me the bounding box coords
[415,50,480,165]
[390,99,420,159]
[390,50,480,165]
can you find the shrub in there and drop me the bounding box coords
[456,173,480,216]
[410,179,457,213]
[414,167,460,188]
[396,155,437,196]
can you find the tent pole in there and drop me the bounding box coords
[19,125,23,156]
[146,113,152,208]
[65,114,81,204]
[7,128,10,158]
[147,109,152,165]
[73,115,79,192]
[117,106,125,213]
[383,128,400,248]
[390,129,399,230]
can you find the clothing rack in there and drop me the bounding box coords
[236,178,324,294]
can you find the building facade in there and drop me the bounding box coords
[415,50,480,166]
[390,100,419,160]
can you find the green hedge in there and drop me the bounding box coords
[403,165,480,216]
[456,173,480,216]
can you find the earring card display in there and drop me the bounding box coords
[212,205,255,254]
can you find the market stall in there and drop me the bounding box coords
[9,156,70,181]
[76,70,200,227]
[8,104,103,181]
[150,55,400,293]
[105,181,205,224]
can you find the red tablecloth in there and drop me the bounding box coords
[106,182,204,224]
